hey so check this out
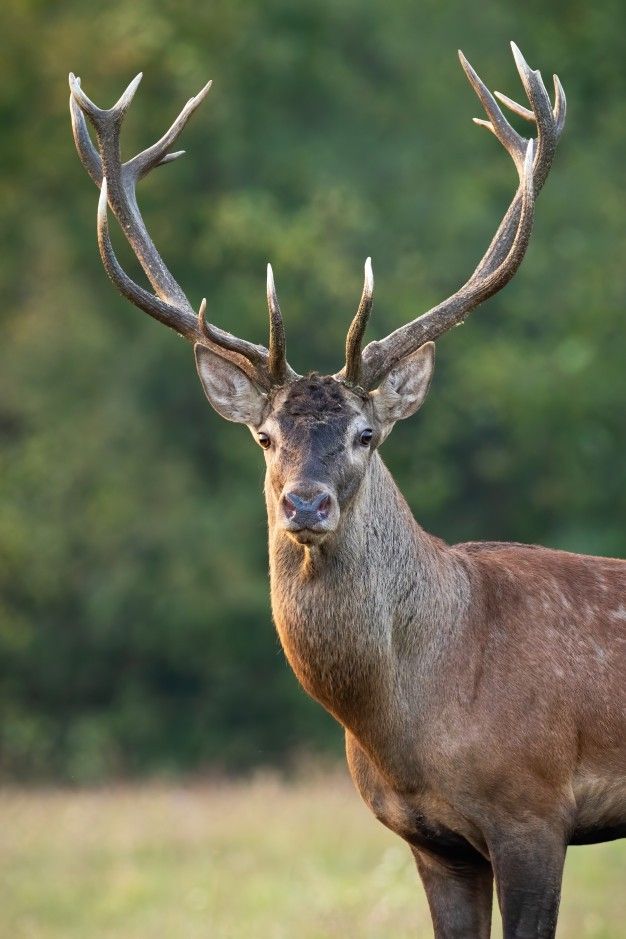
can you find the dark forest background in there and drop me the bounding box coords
[0,0,624,781]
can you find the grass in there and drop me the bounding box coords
[0,769,624,938]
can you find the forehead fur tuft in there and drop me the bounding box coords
[278,375,348,419]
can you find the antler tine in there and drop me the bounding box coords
[69,78,103,186]
[458,50,526,173]
[126,80,213,181]
[198,299,272,377]
[552,74,567,136]
[266,264,289,383]
[71,72,298,387]
[112,72,144,115]
[494,90,535,122]
[343,258,374,387]
[358,44,565,390]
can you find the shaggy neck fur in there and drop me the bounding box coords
[266,451,470,763]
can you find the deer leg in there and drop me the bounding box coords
[412,848,494,939]
[488,827,566,939]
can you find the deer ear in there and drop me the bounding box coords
[194,345,268,426]
[371,342,435,428]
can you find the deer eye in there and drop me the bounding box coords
[257,432,271,450]
[359,429,373,447]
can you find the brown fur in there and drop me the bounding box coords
[269,447,626,832]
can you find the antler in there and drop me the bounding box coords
[344,257,374,386]
[69,72,297,388]
[342,42,566,390]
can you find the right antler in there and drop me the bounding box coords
[69,73,298,388]
[339,42,566,390]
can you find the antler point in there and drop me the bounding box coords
[510,41,531,77]
[196,79,213,102]
[267,262,276,293]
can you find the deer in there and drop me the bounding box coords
[69,42,625,939]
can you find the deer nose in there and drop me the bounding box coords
[282,490,334,528]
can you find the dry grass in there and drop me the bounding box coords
[0,769,624,938]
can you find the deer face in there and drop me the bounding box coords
[195,343,435,544]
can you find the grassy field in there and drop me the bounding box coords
[1,770,624,939]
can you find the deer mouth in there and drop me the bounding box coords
[285,525,334,546]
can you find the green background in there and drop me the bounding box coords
[1,0,624,781]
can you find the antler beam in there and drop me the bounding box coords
[69,72,296,388]
[350,42,566,390]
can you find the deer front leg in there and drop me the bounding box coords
[488,825,566,939]
[412,848,494,939]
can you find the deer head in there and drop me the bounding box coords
[193,258,436,543]
[69,43,565,544]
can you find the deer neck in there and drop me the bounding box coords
[266,453,470,744]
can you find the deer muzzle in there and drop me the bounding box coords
[280,485,339,542]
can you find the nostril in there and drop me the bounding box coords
[316,495,332,519]
[282,494,297,520]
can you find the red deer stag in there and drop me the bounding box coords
[70,43,625,939]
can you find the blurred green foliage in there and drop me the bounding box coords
[0,0,624,781]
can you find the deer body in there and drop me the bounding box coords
[70,42,624,939]
[270,440,625,938]
[267,413,626,850]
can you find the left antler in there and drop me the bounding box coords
[339,42,566,390]
[69,73,297,388]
